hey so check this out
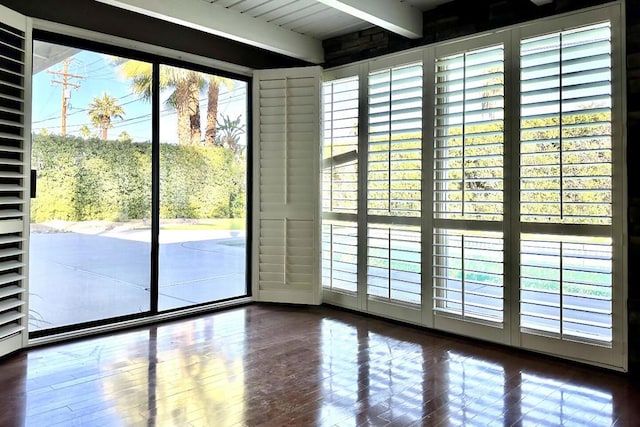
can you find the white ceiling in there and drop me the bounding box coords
[95,0,458,63]
[94,0,546,64]
[201,0,454,39]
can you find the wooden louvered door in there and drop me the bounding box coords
[252,67,321,304]
[0,5,30,358]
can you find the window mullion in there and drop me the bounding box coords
[358,63,370,311]
[507,28,522,347]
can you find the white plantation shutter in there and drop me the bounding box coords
[322,76,359,215]
[364,60,423,323]
[520,234,613,343]
[322,221,357,293]
[322,6,624,369]
[367,224,421,304]
[433,229,504,322]
[0,5,30,358]
[519,22,616,351]
[434,45,505,222]
[432,42,506,340]
[520,23,612,225]
[322,76,359,298]
[253,67,321,304]
[366,61,423,306]
[368,63,422,218]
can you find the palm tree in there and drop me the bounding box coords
[117,131,132,142]
[87,93,125,140]
[205,76,233,146]
[216,114,245,154]
[167,71,203,145]
[117,60,231,146]
[117,60,205,145]
[79,125,91,139]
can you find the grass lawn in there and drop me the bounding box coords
[161,218,247,231]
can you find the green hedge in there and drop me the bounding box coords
[31,134,246,222]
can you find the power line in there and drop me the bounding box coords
[32,93,137,124]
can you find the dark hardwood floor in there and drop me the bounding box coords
[0,304,638,426]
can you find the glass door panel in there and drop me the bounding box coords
[157,64,247,311]
[29,42,152,331]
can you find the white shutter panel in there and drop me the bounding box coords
[519,22,616,353]
[322,76,359,301]
[0,5,30,358]
[431,40,507,343]
[520,23,613,225]
[253,67,321,304]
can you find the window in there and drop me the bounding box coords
[433,44,505,325]
[322,5,624,369]
[367,63,422,218]
[322,76,358,294]
[366,62,423,306]
[367,224,421,304]
[434,45,505,222]
[519,22,614,345]
[520,23,612,225]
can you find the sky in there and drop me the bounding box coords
[32,42,248,144]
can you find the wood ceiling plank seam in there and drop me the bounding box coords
[227,0,250,9]
[262,0,320,23]
[239,0,274,15]
[253,0,300,20]
[207,0,242,8]
[268,3,332,27]
[249,0,301,18]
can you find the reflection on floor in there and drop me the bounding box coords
[1,304,637,426]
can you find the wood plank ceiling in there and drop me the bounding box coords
[202,0,454,40]
[94,0,551,63]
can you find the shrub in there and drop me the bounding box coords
[30,134,245,222]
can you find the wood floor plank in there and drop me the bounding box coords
[0,304,638,426]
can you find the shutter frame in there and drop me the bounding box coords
[0,4,30,358]
[252,66,322,305]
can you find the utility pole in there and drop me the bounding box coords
[47,58,83,135]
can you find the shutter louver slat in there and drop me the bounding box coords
[0,282,22,297]
[0,323,23,341]
[0,296,23,312]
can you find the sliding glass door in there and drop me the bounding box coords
[157,64,247,311]
[29,42,152,331]
[29,39,249,334]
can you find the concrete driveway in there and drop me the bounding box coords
[28,227,247,331]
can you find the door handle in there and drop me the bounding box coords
[30,169,37,198]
